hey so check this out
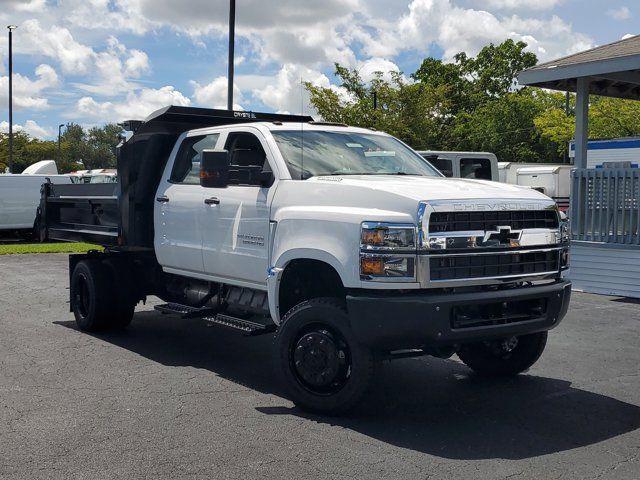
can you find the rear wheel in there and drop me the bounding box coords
[274,298,376,415]
[71,259,135,331]
[457,331,548,377]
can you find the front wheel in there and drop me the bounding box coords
[274,298,376,415]
[457,331,548,377]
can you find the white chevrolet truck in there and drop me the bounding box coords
[39,106,571,413]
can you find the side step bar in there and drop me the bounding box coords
[203,314,277,336]
[154,302,276,336]
[154,302,217,319]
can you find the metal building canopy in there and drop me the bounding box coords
[517,35,640,100]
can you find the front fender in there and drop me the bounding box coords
[267,218,360,323]
[267,208,418,322]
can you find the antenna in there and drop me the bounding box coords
[300,77,304,180]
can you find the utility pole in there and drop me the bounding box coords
[227,0,235,111]
[7,25,17,173]
[58,124,65,164]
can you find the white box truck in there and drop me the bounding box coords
[516,166,572,212]
[0,162,71,237]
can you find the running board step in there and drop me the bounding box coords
[154,302,217,319]
[203,314,276,336]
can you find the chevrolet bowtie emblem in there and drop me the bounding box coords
[483,226,522,245]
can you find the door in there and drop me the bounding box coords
[154,133,220,273]
[201,130,273,287]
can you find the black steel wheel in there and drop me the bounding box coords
[457,331,548,377]
[275,297,376,414]
[292,327,351,396]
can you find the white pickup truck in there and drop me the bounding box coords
[39,106,571,414]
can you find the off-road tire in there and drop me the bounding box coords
[274,297,376,415]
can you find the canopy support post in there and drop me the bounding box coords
[574,77,590,169]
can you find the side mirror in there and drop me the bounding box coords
[200,149,230,188]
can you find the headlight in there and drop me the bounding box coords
[360,222,416,251]
[560,219,570,243]
[360,255,415,279]
[360,222,416,281]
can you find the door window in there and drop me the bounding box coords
[170,134,220,184]
[224,132,271,186]
[428,157,454,177]
[460,158,492,180]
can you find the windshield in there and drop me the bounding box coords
[272,130,442,179]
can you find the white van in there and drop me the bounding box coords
[0,174,72,235]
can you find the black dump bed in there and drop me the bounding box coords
[39,182,119,245]
[39,106,312,248]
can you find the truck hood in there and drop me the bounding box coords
[308,175,551,202]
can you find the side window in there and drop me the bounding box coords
[224,132,270,187]
[170,133,220,184]
[429,157,454,177]
[460,158,492,180]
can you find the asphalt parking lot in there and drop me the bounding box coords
[1,254,638,480]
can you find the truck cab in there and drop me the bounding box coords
[417,150,499,181]
[39,106,571,414]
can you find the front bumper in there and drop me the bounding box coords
[346,279,571,350]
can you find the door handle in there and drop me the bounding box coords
[156,196,170,203]
[204,197,220,205]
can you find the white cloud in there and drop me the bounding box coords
[5,21,151,98]
[357,58,401,82]
[607,6,631,21]
[75,86,191,122]
[191,76,244,110]
[16,19,94,74]
[0,0,599,130]
[3,0,47,13]
[354,0,593,62]
[251,63,348,115]
[63,0,152,35]
[99,0,360,67]
[0,64,59,110]
[0,119,53,138]
[479,0,563,10]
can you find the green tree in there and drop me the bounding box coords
[1,123,122,173]
[452,90,558,163]
[534,95,640,157]
[308,39,545,158]
[306,67,451,150]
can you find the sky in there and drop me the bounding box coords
[0,0,637,139]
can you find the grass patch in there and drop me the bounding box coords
[0,242,101,255]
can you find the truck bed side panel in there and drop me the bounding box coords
[40,182,120,245]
